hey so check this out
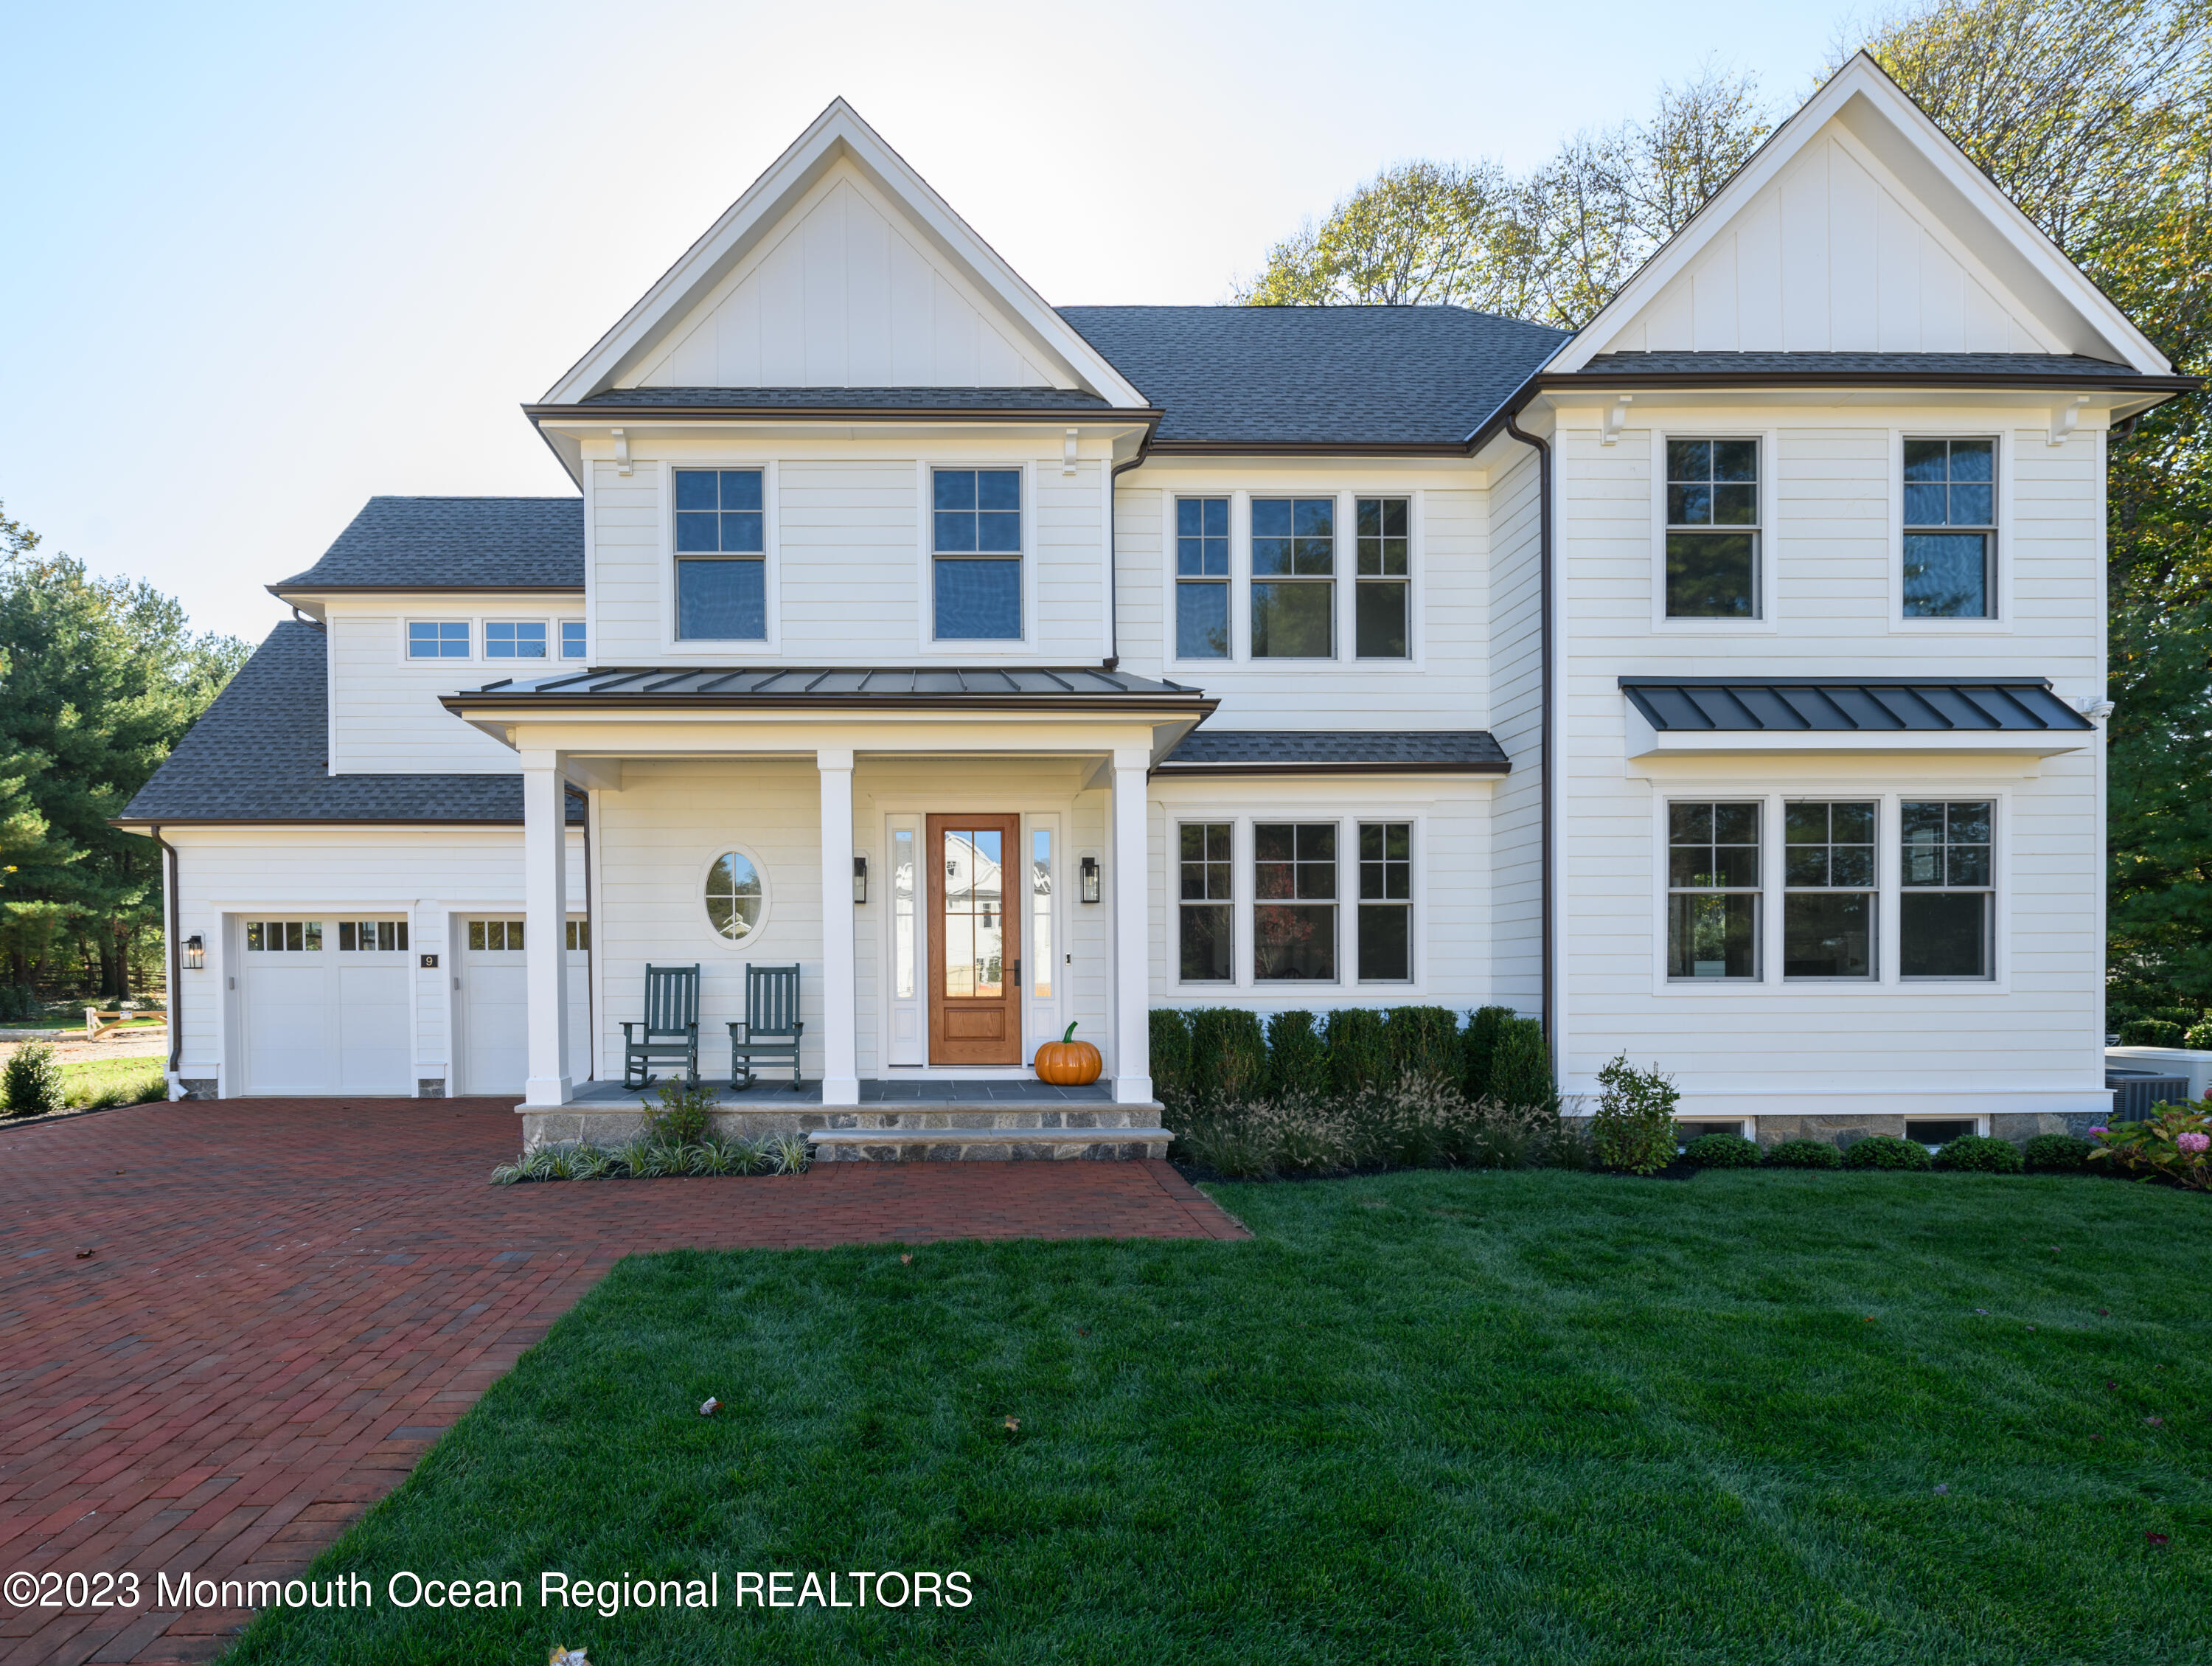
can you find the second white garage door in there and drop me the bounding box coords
[237,916,412,1096]
[456,917,591,1094]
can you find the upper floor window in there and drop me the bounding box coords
[485,621,547,659]
[674,468,765,640]
[1665,439,1760,619]
[1903,439,1996,619]
[1251,497,1334,658]
[408,620,470,659]
[1354,498,1409,658]
[1175,497,1229,659]
[933,468,1021,639]
[560,620,587,659]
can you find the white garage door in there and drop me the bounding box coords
[238,917,413,1096]
[457,917,591,1094]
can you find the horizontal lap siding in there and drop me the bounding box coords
[328,613,532,774]
[778,461,920,653]
[1487,450,1543,1016]
[591,469,664,663]
[1555,407,2105,1099]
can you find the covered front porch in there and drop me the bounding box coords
[442,666,1214,1155]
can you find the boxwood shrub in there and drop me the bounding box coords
[1325,1007,1391,1099]
[1461,1005,1513,1100]
[1933,1133,2023,1173]
[1264,1010,1329,1100]
[2022,1132,2093,1173]
[1189,1007,1267,1103]
[1844,1134,1931,1170]
[1684,1131,1760,1168]
[1488,1018,1556,1112]
[1764,1138,1842,1170]
[1148,1009,1192,1105]
[1388,1006,1463,1087]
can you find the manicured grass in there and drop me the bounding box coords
[58,1055,166,1108]
[232,1171,2208,1665]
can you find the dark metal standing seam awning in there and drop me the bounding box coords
[442,664,1215,713]
[1620,676,2095,754]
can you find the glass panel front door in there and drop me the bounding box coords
[927,814,1022,1065]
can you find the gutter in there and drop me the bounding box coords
[1500,409,1557,1060]
[526,401,1164,423]
[147,825,183,1077]
[1536,369,2202,394]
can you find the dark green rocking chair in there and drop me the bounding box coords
[622,963,701,1089]
[727,963,804,1090]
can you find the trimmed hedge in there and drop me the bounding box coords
[1148,1009,1193,1105]
[2023,1132,2092,1173]
[1461,1006,1513,1100]
[1189,1007,1267,1103]
[1684,1132,1760,1168]
[1844,1134,1932,1170]
[1388,1006,1463,1087]
[1934,1133,2023,1173]
[1488,1019,1555,1113]
[2120,1017,2188,1048]
[2188,1020,2212,1051]
[1764,1138,1842,1170]
[1265,1010,1330,1100]
[1325,1007,1391,1100]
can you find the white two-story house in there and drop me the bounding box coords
[120,56,2193,1154]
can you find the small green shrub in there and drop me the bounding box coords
[1385,1006,1462,1088]
[1264,1010,1329,1100]
[1684,1132,1760,1168]
[768,1131,812,1174]
[3,1041,66,1116]
[2185,1020,2212,1051]
[1461,1005,1514,1100]
[1189,1007,1267,1103]
[1487,1018,1554,1113]
[1844,1134,1932,1170]
[1325,1007,1390,1100]
[1590,1054,1680,1174]
[640,1077,714,1146]
[1148,1010,1193,1103]
[1764,1138,1842,1170]
[2023,1132,2092,1173]
[1933,1134,2023,1173]
[2119,1018,2187,1048]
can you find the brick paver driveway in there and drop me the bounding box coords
[0,1098,1245,1665]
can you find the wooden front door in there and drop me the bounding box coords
[927,814,1022,1066]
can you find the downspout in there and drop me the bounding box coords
[1501,412,1556,1053]
[149,825,184,1080]
[580,788,595,1082]
[1104,423,1158,671]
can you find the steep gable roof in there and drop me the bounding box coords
[271,497,582,594]
[1551,53,2172,375]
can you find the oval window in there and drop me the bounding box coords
[705,852,764,941]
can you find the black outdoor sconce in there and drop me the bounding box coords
[852,855,868,904]
[182,934,206,970]
[1079,855,1101,903]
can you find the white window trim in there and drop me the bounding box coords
[1650,428,1779,634]
[558,618,589,661]
[661,459,780,654]
[1886,428,2013,633]
[482,618,557,665]
[400,618,479,664]
[399,615,572,667]
[1648,788,2010,996]
[1172,816,1239,989]
[1164,487,1425,670]
[919,459,1034,653]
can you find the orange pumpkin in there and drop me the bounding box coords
[1034,1021,1102,1086]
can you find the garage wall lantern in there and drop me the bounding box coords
[182,934,206,971]
[1079,855,1101,904]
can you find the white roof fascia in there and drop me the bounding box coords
[542,99,1147,408]
[1551,53,2173,377]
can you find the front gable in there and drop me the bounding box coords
[545,100,1143,404]
[1554,54,2171,372]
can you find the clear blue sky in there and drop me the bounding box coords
[1,0,1863,642]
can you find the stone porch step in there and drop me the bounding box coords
[810,1125,1173,1162]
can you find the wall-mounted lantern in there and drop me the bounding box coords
[852,855,869,905]
[1079,855,1101,904]
[182,934,206,971]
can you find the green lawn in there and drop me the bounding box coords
[230,1171,2208,1665]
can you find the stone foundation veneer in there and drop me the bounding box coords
[1751,1111,2099,1148]
[417,1079,447,1099]
[517,1103,1170,1162]
[176,1078,219,1102]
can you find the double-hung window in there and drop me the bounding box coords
[1254,822,1336,979]
[1783,802,1875,979]
[560,621,587,659]
[408,621,470,659]
[1175,497,1230,659]
[933,468,1022,639]
[1901,801,1993,978]
[1665,439,1761,618]
[1354,498,1409,658]
[1251,497,1334,656]
[675,468,766,639]
[485,621,547,659]
[1357,822,1412,980]
[1667,802,1760,978]
[1178,822,1234,982]
[1903,439,1996,618]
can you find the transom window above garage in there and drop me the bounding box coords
[338,920,409,951]
[246,920,321,951]
[467,919,525,951]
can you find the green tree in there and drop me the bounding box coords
[0,504,248,998]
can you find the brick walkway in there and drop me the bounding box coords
[0,1098,1245,1665]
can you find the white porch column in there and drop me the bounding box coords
[520,749,572,1108]
[817,748,860,1106]
[1109,746,1152,1104]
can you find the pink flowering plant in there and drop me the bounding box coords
[2088,1099,2212,1190]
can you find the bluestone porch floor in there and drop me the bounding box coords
[0,1097,1242,1665]
[571,1076,1116,1106]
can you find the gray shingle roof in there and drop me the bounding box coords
[273,496,583,592]
[1571,351,2171,381]
[120,622,579,825]
[445,664,1210,709]
[1057,305,1570,445]
[1158,729,1509,772]
[570,386,1119,410]
[1620,676,2092,733]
